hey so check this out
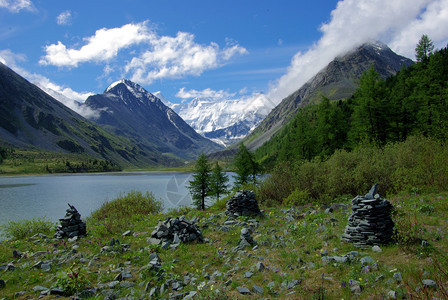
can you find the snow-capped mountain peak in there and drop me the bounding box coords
[170,94,275,146]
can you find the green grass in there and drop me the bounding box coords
[0,190,447,298]
[0,149,122,175]
[0,217,56,240]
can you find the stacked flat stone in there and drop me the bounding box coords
[149,216,203,245]
[225,190,262,217]
[54,204,86,239]
[342,184,394,246]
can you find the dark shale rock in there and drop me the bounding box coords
[237,286,251,295]
[54,204,86,239]
[225,190,262,217]
[150,216,203,246]
[342,184,394,246]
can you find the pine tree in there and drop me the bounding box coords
[187,153,211,210]
[415,34,434,63]
[234,143,259,186]
[210,162,229,201]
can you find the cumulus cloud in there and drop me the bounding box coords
[0,0,33,12]
[40,21,153,67]
[176,87,236,100]
[56,10,72,26]
[1,49,97,118]
[40,21,247,83]
[267,0,448,104]
[125,32,247,84]
[389,0,448,58]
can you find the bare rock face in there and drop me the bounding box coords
[342,184,394,246]
[54,204,87,239]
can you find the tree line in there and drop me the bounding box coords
[256,35,448,168]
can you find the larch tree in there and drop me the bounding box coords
[187,153,211,210]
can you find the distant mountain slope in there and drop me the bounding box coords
[0,62,179,167]
[243,41,414,150]
[169,94,274,146]
[84,80,223,160]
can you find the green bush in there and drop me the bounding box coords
[258,136,448,205]
[0,217,55,240]
[283,189,311,206]
[87,190,162,235]
[54,267,91,296]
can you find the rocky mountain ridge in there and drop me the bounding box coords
[0,62,176,167]
[83,80,223,161]
[242,41,414,150]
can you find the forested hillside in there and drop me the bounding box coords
[256,44,448,168]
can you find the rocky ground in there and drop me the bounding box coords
[0,191,447,299]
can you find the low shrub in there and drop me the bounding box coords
[258,135,448,205]
[87,190,162,235]
[0,217,55,240]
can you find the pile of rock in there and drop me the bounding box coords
[342,184,394,246]
[225,190,262,217]
[149,216,203,247]
[235,227,257,251]
[54,204,86,239]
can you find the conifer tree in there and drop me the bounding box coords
[210,162,229,201]
[234,143,259,186]
[415,34,434,63]
[187,153,211,210]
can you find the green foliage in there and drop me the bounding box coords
[256,43,448,168]
[283,188,312,206]
[233,143,259,186]
[0,146,13,164]
[209,162,229,201]
[87,190,162,234]
[54,266,90,296]
[0,149,122,174]
[415,34,434,62]
[0,217,55,240]
[392,213,425,248]
[258,135,448,205]
[187,153,211,210]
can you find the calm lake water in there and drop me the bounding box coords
[0,172,234,228]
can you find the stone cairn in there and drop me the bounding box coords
[54,204,87,239]
[235,227,257,251]
[149,216,204,247]
[225,190,262,218]
[342,184,394,246]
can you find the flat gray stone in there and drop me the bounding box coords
[360,256,375,265]
[393,272,402,282]
[422,279,436,288]
[252,285,263,295]
[237,286,251,295]
[372,245,382,252]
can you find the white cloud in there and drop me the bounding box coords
[40,21,154,67]
[176,87,236,100]
[125,31,247,84]
[0,0,33,12]
[389,0,448,58]
[0,49,26,65]
[56,10,72,26]
[40,21,247,83]
[267,0,448,104]
[1,49,97,118]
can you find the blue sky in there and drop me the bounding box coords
[1,0,448,114]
